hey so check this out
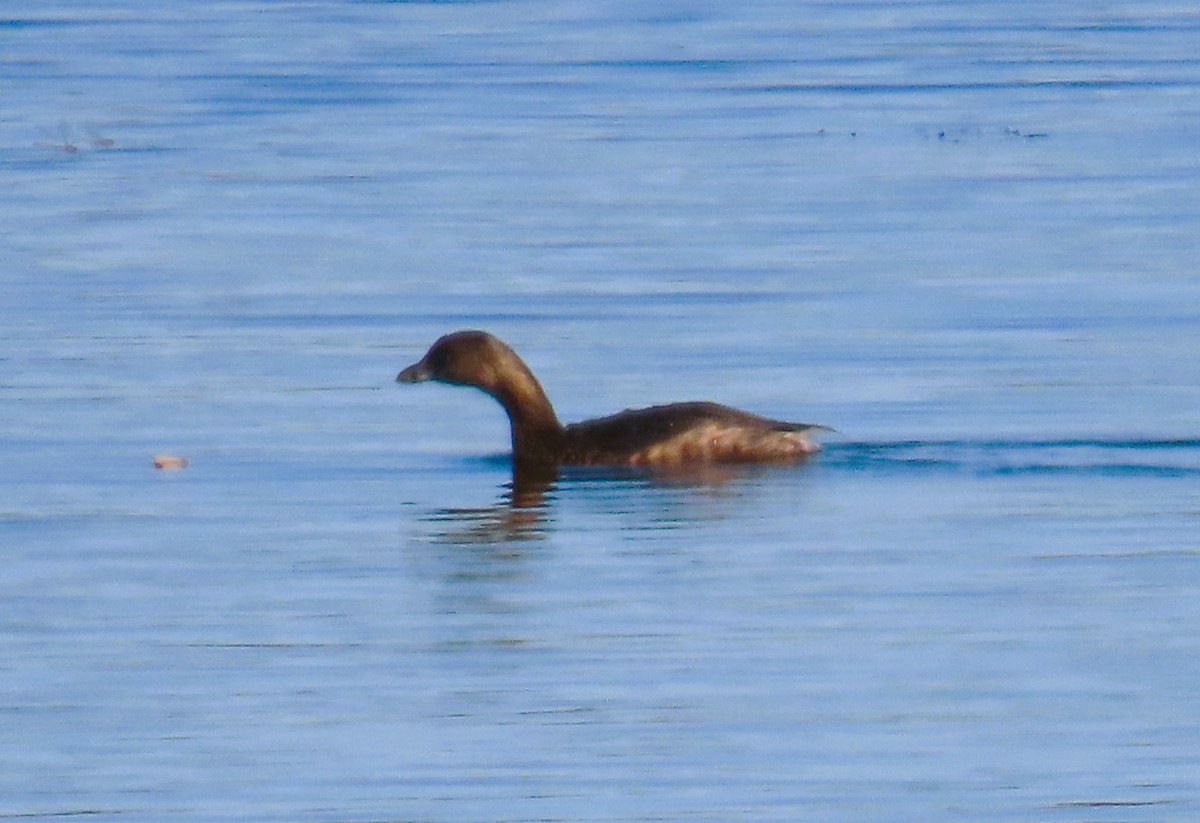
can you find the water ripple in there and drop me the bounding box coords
[825,438,1200,477]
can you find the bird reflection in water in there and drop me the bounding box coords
[421,458,771,545]
[422,461,558,545]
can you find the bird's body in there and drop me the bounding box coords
[397,330,830,467]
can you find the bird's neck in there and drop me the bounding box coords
[487,364,565,463]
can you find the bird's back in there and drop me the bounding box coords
[561,401,827,465]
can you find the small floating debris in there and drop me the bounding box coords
[1005,126,1049,139]
[152,454,189,470]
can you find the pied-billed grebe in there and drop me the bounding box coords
[397,330,832,466]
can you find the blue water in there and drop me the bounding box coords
[3,1,1200,821]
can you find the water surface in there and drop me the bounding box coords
[3,1,1200,821]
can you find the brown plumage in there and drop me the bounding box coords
[397,330,831,467]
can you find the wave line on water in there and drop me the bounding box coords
[823,437,1200,478]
